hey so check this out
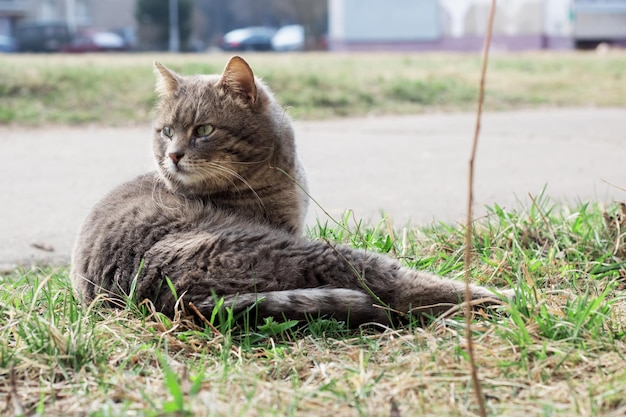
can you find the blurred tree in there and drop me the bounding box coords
[135,0,194,50]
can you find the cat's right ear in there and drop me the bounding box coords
[154,62,181,97]
[219,56,257,105]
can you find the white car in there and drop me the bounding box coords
[272,25,305,52]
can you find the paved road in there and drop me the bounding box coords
[1,108,625,268]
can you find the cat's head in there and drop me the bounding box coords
[152,56,294,197]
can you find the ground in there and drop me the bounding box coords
[1,108,624,267]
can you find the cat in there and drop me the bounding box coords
[71,56,509,327]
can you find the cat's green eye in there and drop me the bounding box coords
[161,126,174,139]
[195,124,214,137]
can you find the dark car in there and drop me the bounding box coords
[0,35,17,52]
[220,27,276,51]
[61,31,127,53]
[15,22,71,52]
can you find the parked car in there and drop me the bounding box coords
[272,24,305,51]
[0,35,17,52]
[61,31,127,53]
[220,27,276,51]
[15,22,71,52]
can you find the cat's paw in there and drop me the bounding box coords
[477,288,515,305]
[500,288,516,299]
[491,288,516,303]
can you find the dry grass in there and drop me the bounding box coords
[1,200,625,416]
[2,49,625,416]
[1,51,625,125]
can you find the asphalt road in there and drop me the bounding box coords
[2,108,625,268]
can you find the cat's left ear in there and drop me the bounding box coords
[154,62,181,97]
[219,56,257,105]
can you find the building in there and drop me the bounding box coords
[327,0,626,51]
[0,0,134,36]
[0,0,29,35]
[574,0,626,48]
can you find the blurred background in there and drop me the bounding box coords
[0,0,625,54]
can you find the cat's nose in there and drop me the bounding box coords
[169,152,185,165]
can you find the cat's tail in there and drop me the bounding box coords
[190,288,393,328]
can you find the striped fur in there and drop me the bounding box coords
[71,57,508,328]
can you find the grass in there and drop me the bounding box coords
[1,50,625,415]
[1,197,625,416]
[0,51,625,125]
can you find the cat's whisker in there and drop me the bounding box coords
[203,162,266,211]
[151,175,198,215]
[204,162,252,187]
[228,155,274,166]
[195,164,240,192]
[151,178,174,210]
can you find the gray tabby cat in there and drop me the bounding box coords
[71,56,507,327]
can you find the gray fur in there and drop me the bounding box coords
[71,56,507,327]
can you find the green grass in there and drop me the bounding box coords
[1,198,625,416]
[0,51,625,125]
[1,50,625,415]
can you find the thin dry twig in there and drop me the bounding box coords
[390,398,402,417]
[8,365,25,416]
[188,301,223,336]
[601,178,626,193]
[464,1,498,416]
